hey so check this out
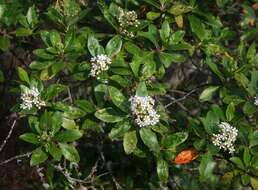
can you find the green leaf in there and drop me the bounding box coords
[243,102,257,115]
[87,35,104,56]
[188,15,207,41]
[33,49,55,60]
[108,86,129,112]
[136,81,148,96]
[109,121,131,139]
[16,28,32,36]
[139,128,160,156]
[59,143,80,163]
[161,132,188,148]
[19,133,39,144]
[159,52,185,68]
[160,20,170,44]
[55,129,83,142]
[44,84,66,100]
[169,3,193,16]
[48,143,62,161]
[62,118,78,130]
[30,147,48,166]
[123,130,137,154]
[95,107,126,123]
[243,147,251,167]
[157,158,169,184]
[51,111,63,134]
[199,153,217,184]
[130,56,142,77]
[205,58,224,81]
[199,86,220,102]
[230,157,245,170]
[146,11,160,20]
[29,61,54,70]
[105,35,122,57]
[226,102,235,121]
[50,31,63,49]
[26,5,38,27]
[124,42,141,55]
[17,67,30,84]
[74,100,95,113]
[0,36,10,51]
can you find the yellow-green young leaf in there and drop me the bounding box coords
[169,3,193,16]
[146,11,160,20]
[251,178,258,190]
[30,148,48,166]
[17,67,30,84]
[139,128,160,156]
[226,102,235,121]
[123,130,137,154]
[62,118,77,130]
[157,158,169,184]
[59,143,80,163]
[199,86,220,102]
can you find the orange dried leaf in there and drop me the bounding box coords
[174,148,198,164]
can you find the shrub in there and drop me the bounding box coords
[0,0,258,189]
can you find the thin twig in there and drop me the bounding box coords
[165,88,199,108]
[0,152,32,166]
[0,119,17,153]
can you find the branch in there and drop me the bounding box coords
[0,152,32,166]
[0,119,17,153]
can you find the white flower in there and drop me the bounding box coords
[89,54,112,77]
[130,95,160,127]
[212,122,238,154]
[254,94,258,106]
[118,8,140,38]
[118,8,140,28]
[20,86,46,110]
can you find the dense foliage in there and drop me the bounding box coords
[0,0,258,189]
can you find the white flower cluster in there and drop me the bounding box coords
[90,54,112,77]
[130,95,160,127]
[118,8,140,38]
[212,122,238,154]
[20,86,46,110]
[254,94,258,106]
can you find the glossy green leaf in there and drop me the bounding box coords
[95,107,126,123]
[30,147,48,166]
[55,129,83,142]
[105,35,122,57]
[139,128,160,156]
[59,143,80,163]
